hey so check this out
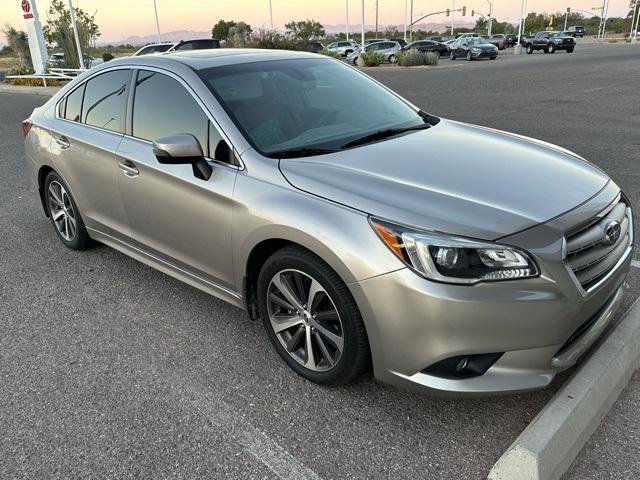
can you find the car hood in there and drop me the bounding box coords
[279,119,609,240]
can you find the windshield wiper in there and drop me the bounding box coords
[267,147,338,159]
[340,122,431,150]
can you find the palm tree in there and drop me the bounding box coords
[2,24,32,69]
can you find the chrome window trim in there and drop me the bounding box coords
[563,197,634,297]
[54,64,245,171]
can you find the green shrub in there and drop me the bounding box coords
[8,77,62,87]
[7,65,33,76]
[246,29,297,50]
[358,50,385,67]
[396,49,438,67]
[102,52,114,62]
[320,48,341,59]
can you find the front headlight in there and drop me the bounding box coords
[371,218,538,285]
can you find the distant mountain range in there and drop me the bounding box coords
[98,22,477,46]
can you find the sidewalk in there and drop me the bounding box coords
[0,83,61,97]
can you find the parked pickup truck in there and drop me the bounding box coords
[525,31,576,54]
[567,25,585,38]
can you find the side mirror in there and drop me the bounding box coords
[153,133,212,181]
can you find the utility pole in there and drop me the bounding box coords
[152,0,162,43]
[66,0,85,68]
[564,7,570,32]
[601,0,610,39]
[375,0,379,38]
[346,0,349,40]
[269,0,274,30]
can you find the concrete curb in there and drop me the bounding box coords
[488,295,640,480]
[0,84,60,96]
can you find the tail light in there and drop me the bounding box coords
[22,119,33,138]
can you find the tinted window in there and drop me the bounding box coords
[175,42,194,50]
[64,83,85,122]
[199,58,425,156]
[132,70,208,152]
[82,70,129,132]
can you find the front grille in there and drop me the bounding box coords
[565,197,632,291]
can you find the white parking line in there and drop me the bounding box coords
[632,260,640,269]
[159,369,322,480]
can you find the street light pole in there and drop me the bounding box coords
[486,0,493,36]
[515,0,526,55]
[361,0,365,47]
[269,0,274,30]
[409,0,413,42]
[346,0,350,40]
[451,1,455,37]
[66,0,85,68]
[601,0,610,39]
[403,0,407,42]
[152,0,162,43]
[375,0,379,38]
[563,7,569,32]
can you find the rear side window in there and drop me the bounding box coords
[63,83,85,122]
[132,70,208,153]
[82,70,130,132]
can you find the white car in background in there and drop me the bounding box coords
[347,41,402,65]
[326,40,359,57]
[133,43,177,56]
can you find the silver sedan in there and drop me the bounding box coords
[23,50,633,396]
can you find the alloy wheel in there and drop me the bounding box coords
[266,269,344,372]
[48,180,77,241]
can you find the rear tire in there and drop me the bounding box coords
[433,50,440,59]
[567,48,574,53]
[44,171,91,250]
[388,54,396,64]
[257,246,370,386]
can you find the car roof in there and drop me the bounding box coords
[104,48,324,71]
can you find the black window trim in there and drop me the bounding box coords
[54,65,242,170]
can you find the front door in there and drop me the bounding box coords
[116,69,238,290]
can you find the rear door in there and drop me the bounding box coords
[115,68,238,289]
[51,68,132,239]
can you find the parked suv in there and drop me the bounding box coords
[567,25,585,38]
[327,40,359,57]
[505,34,518,47]
[526,31,576,54]
[23,50,633,397]
[168,39,221,51]
[482,34,507,50]
[347,41,401,64]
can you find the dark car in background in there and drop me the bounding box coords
[403,40,450,58]
[567,25,585,38]
[525,31,576,54]
[295,41,324,53]
[449,36,498,61]
[390,38,408,48]
[169,39,221,51]
[482,34,507,50]
[520,34,535,47]
[505,34,518,47]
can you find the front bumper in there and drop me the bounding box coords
[349,183,632,397]
[472,49,498,59]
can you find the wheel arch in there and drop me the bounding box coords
[37,165,55,217]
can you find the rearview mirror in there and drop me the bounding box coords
[153,133,212,181]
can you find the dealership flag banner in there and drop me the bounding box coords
[20,0,48,74]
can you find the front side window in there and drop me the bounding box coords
[198,58,426,157]
[132,70,208,153]
[175,42,194,51]
[82,69,129,132]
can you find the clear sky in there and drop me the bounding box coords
[1,1,631,43]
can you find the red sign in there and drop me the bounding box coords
[21,0,31,13]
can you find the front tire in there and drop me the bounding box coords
[432,50,440,59]
[466,50,473,61]
[526,44,534,54]
[388,54,396,64]
[257,246,370,386]
[567,47,574,53]
[449,51,456,60]
[547,44,556,54]
[44,171,91,250]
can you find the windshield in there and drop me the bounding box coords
[468,38,491,46]
[198,58,426,157]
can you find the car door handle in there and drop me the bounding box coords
[118,160,139,178]
[55,135,70,149]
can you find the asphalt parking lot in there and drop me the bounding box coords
[1,42,639,479]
